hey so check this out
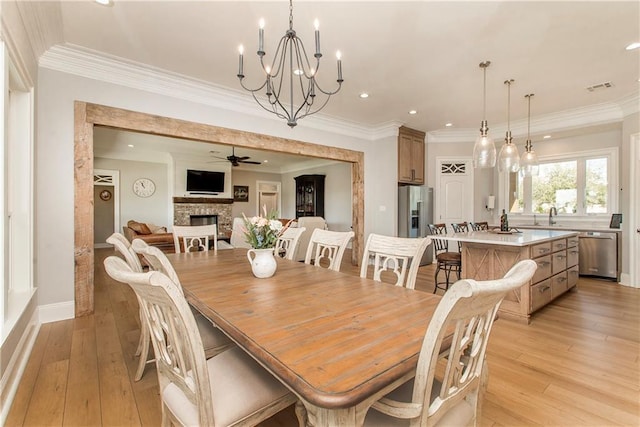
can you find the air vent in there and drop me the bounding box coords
[586,82,613,92]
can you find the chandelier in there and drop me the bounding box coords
[472,61,497,168]
[520,93,539,177]
[236,0,343,128]
[497,78,520,173]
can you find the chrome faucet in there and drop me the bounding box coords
[549,206,558,226]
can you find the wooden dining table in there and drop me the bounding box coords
[168,249,443,427]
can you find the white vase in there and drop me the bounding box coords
[247,248,277,278]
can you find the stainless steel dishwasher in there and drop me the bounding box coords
[578,231,618,279]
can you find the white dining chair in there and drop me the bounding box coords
[275,226,306,260]
[360,234,432,289]
[362,259,538,427]
[131,239,234,373]
[106,232,151,381]
[229,217,252,249]
[173,224,218,252]
[103,256,301,427]
[304,229,354,272]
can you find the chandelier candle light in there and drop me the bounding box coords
[473,61,497,168]
[237,0,343,128]
[520,93,539,177]
[498,79,520,173]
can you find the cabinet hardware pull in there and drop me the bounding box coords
[537,261,550,267]
[540,286,551,292]
[558,277,567,282]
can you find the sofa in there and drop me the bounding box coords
[122,220,175,252]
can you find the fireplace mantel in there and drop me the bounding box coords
[173,197,233,204]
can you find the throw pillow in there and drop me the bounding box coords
[128,221,152,235]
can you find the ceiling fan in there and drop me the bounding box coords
[209,147,261,167]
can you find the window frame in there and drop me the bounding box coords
[499,147,618,221]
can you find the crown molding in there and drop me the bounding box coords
[427,98,627,144]
[39,44,396,141]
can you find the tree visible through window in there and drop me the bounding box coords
[507,149,616,217]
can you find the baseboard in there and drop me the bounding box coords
[0,311,40,425]
[39,300,75,324]
[618,273,637,288]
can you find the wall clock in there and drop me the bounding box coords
[133,178,156,198]
[99,189,112,201]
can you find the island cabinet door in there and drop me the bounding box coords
[552,250,567,274]
[567,265,579,288]
[551,271,569,299]
[567,246,579,267]
[531,279,553,312]
[532,255,552,283]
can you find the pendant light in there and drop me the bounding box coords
[497,79,520,173]
[472,61,496,168]
[520,93,539,177]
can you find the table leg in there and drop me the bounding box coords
[298,400,369,427]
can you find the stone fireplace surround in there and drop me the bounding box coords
[173,197,233,235]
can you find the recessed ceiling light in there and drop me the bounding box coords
[359,92,369,99]
[293,69,304,76]
[263,160,269,163]
[445,123,453,127]
[543,135,552,139]
[127,144,134,148]
[95,0,113,6]
[626,42,640,50]
[408,110,417,115]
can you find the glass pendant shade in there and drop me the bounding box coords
[472,61,496,168]
[520,146,539,177]
[498,79,520,173]
[498,140,520,173]
[473,132,497,168]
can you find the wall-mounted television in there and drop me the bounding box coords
[186,169,225,194]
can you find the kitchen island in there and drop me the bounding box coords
[438,229,579,323]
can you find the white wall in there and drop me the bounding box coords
[230,169,283,219]
[94,157,170,231]
[36,67,394,307]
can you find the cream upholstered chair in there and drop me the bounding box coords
[363,259,538,427]
[229,217,252,249]
[275,226,306,260]
[106,232,150,381]
[293,216,327,261]
[360,234,432,290]
[173,224,219,252]
[103,256,300,427]
[131,239,233,373]
[304,229,354,272]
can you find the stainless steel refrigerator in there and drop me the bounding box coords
[398,185,433,265]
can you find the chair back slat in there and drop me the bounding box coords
[275,227,306,260]
[304,229,354,272]
[106,232,143,272]
[470,221,489,231]
[173,224,218,253]
[360,233,432,289]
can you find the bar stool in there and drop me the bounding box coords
[427,223,461,294]
[470,221,489,231]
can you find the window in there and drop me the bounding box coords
[506,148,617,217]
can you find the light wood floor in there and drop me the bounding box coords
[6,249,639,426]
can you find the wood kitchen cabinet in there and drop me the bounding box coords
[398,126,425,184]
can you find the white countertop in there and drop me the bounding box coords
[435,229,578,247]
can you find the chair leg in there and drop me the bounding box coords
[433,263,442,293]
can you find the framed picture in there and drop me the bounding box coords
[234,185,249,202]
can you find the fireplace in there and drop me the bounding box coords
[190,214,218,227]
[173,197,233,236]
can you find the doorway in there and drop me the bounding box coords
[256,181,281,216]
[74,102,364,316]
[93,169,119,248]
[629,133,640,287]
[435,157,474,225]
